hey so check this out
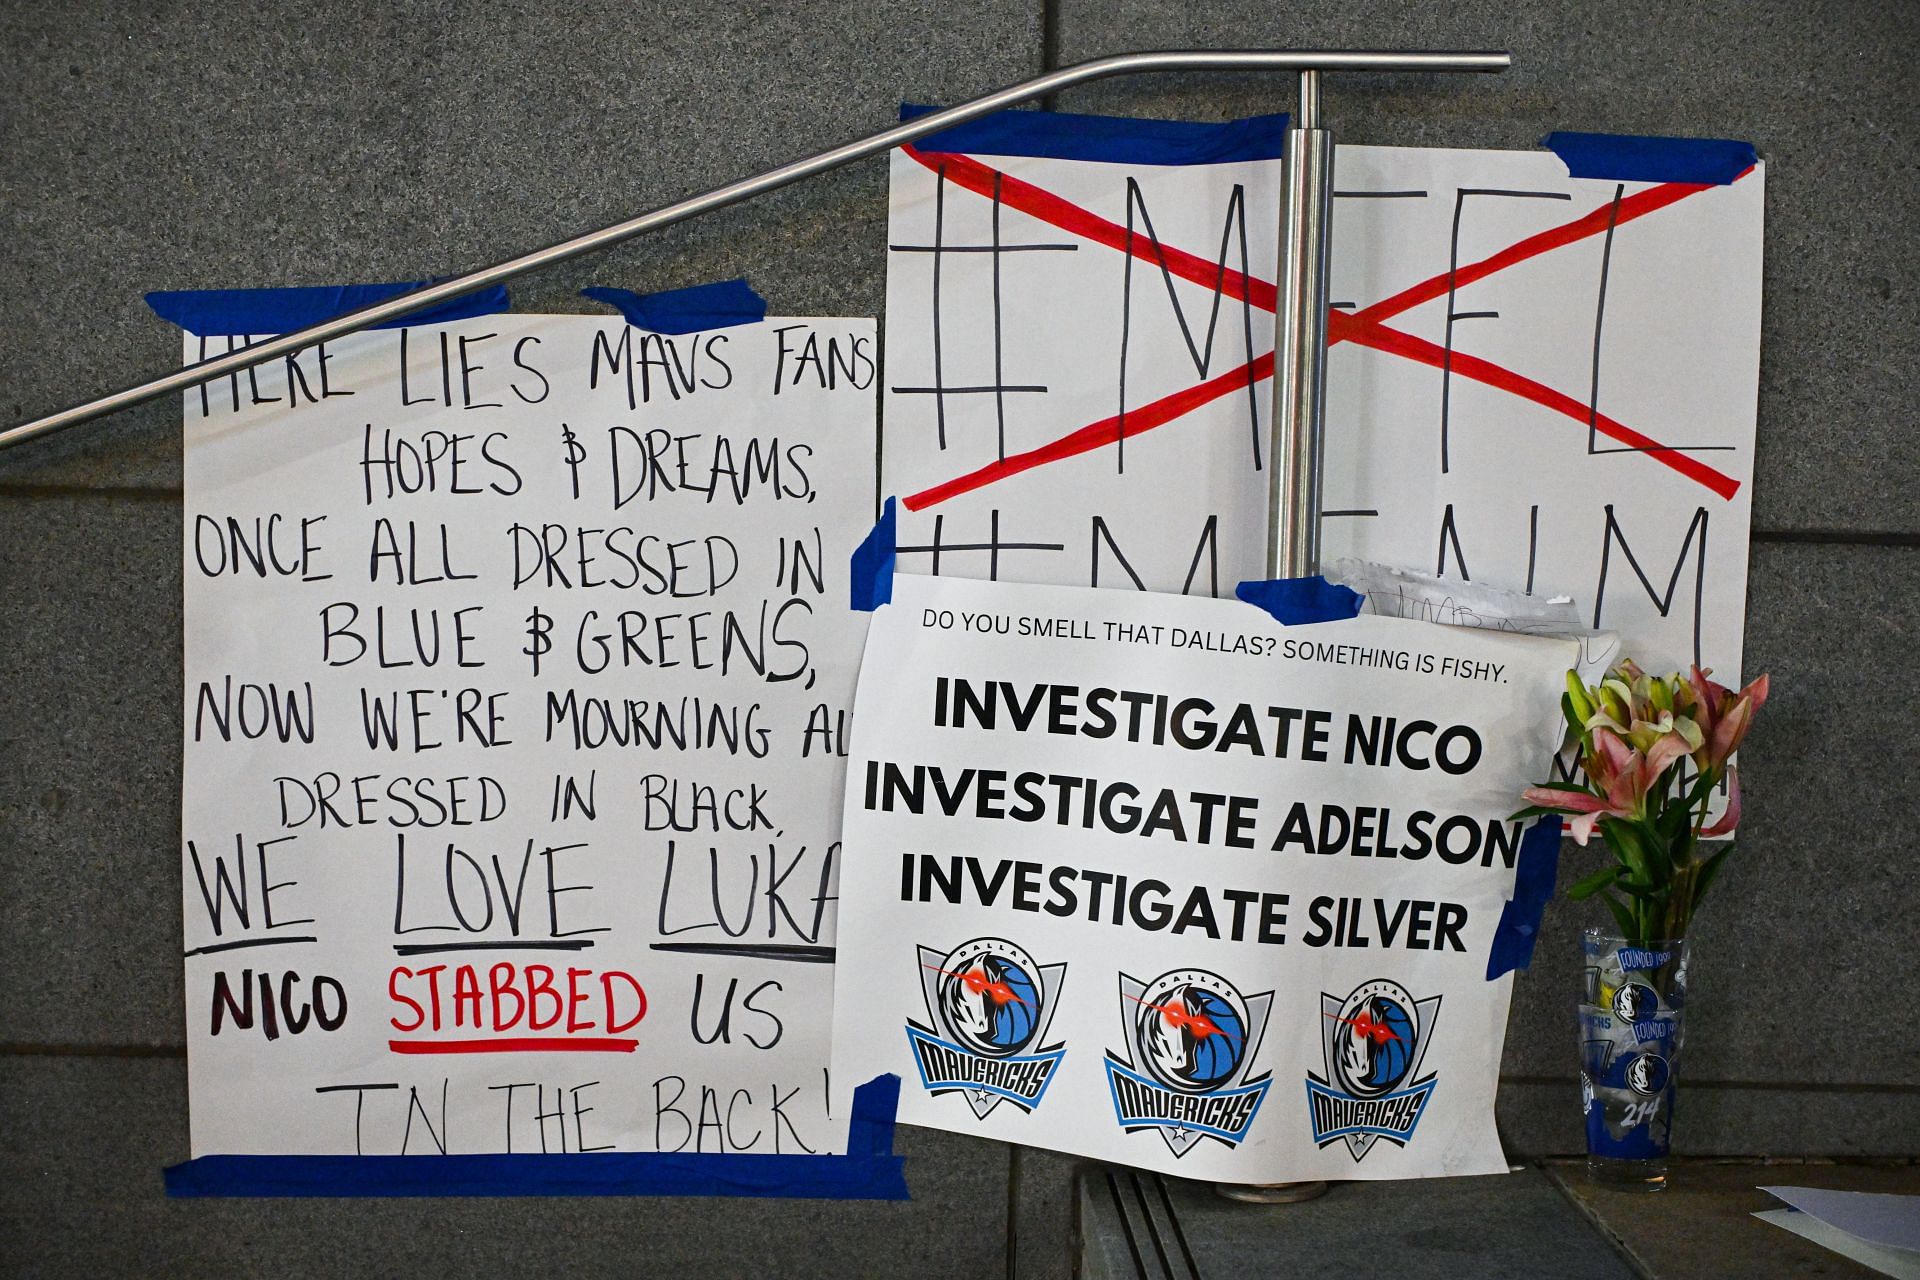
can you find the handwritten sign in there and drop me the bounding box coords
[881,127,1762,682]
[181,311,874,1158]
[830,574,1574,1180]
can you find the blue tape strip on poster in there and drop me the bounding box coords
[850,497,897,611]
[580,279,767,335]
[145,281,512,337]
[1486,816,1565,979]
[1541,132,1757,186]
[163,1074,908,1199]
[901,103,1289,165]
[1233,575,1365,626]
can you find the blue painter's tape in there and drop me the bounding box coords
[1486,816,1565,979]
[901,103,1289,165]
[145,281,511,337]
[845,1070,900,1158]
[1233,575,1364,626]
[580,279,767,335]
[850,496,896,612]
[163,1074,908,1200]
[1541,132,1757,186]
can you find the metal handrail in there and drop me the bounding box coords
[0,48,1506,454]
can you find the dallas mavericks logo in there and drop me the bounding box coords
[1104,969,1273,1157]
[1625,1052,1671,1096]
[905,938,1067,1119]
[1612,982,1659,1024]
[1306,979,1441,1161]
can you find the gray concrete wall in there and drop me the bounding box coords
[1,3,1913,1276]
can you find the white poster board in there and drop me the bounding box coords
[830,574,1575,1180]
[881,132,1762,681]
[182,311,874,1159]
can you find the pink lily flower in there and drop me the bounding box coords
[1688,666,1770,772]
[1520,786,1626,845]
[1642,729,1694,781]
[1699,767,1742,837]
[1524,728,1657,844]
[1586,725,1636,790]
[1519,658,1768,943]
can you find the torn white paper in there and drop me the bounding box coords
[1763,1187,1920,1254]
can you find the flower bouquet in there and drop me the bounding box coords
[1517,661,1768,947]
[1516,660,1768,1187]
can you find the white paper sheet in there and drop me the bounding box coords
[182,313,875,1157]
[829,573,1575,1180]
[1763,1187,1920,1254]
[881,139,1762,683]
[1756,1209,1920,1280]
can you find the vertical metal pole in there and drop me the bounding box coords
[1221,69,1339,1208]
[1265,69,1336,580]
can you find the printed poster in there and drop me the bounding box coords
[830,573,1575,1180]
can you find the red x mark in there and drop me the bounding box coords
[898,145,1748,510]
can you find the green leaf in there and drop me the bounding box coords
[1615,878,1670,904]
[1640,820,1674,884]
[1601,818,1652,883]
[1683,767,1719,812]
[1655,793,1693,844]
[1600,889,1640,942]
[1690,844,1735,910]
[1566,865,1619,900]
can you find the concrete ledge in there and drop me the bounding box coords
[1078,1164,1636,1279]
[1551,1158,1920,1280]
[1080,1159,1920,1279]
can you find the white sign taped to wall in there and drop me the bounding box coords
[829,573,1574,1180]
[179,301,876,1167]
[880,111,1762,682]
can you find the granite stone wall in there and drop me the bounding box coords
[3,3,1913,1275]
